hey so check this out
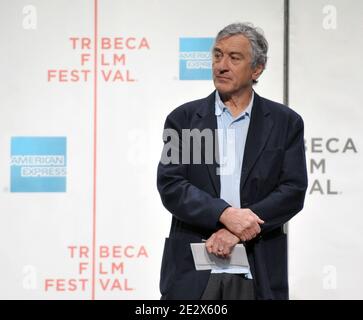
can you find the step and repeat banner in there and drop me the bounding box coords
[1,0,361,300]
[288,0,363,299]
[0,0,284,299]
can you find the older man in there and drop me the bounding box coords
[157,22,307,300]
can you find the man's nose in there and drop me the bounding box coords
[216,56,229,72]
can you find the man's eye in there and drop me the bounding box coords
[231,56,240,60]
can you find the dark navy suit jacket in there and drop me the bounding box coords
[157,91,308,300]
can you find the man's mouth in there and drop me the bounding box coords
[215,75,231,81]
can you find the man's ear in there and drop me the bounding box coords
[252,65,264,81]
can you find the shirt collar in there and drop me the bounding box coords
[215,90,254,118]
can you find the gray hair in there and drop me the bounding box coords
[215,22,268,84]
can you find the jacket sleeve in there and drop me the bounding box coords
[157,109,230,231]
[249,115,308,234]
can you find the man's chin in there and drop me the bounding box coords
[214,84,232,95]
[214,83,251,96]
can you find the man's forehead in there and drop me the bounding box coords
[214,34,251,51]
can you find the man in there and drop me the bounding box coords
[157,22,307,300]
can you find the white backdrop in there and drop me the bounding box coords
[288,0,363,300]
[1,0,361,300]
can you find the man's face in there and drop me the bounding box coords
[212,34,262,96]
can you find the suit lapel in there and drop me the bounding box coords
[195,92,220,196]
[240,93,274,192]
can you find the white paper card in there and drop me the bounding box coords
[190,243,250,271]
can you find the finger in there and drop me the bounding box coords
[205,235,215,254]
[222,249,231,258]
[217,250,226,258]
[223,246,233,258]
[215,249,225,257]
[247,230,257,241]
[244,229,254,241]
[205,239,211,252]
[220,245,229,258]
[247,223,258,235]
[254,214,264,224]
[217,240,228,257]
[240,233,248,242]
[212,240,222,255]
[221,249,229,259]
[206,242,213,254]
[253,223,261,235]
[246,233,253,241]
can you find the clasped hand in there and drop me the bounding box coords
[206,207,264,258]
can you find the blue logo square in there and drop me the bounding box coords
[10,137,67,192]
[179,37,214,80]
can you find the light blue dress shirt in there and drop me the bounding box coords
[211,90,254,277]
